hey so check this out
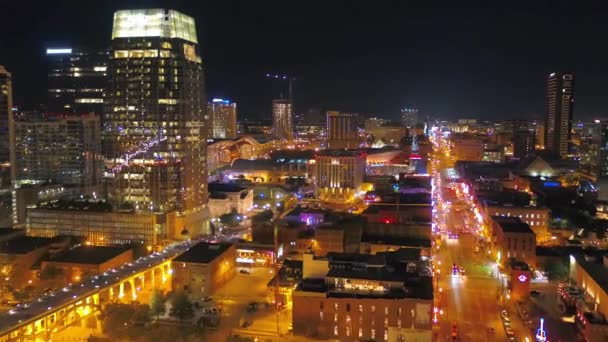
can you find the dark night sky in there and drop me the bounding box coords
[1,0,608,121]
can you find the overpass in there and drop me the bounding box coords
[0,240,195,342]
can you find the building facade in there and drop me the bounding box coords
[400,108,418,128]
[293,252,433,341]
[208,98,237,139]
[0,66,12,190]
[13,113,102,188]
[272,99,293,140]
[315,150,366,203]
[104,9,208,233]
[46,47,108,114]
[26,199,169,246]
[41,246,133,283]
[484,205,549,244]
[545,72,574,158]
[491,216,536,268]
[326,111,358,149]
[172,242,236,297]
[513,129,536,160]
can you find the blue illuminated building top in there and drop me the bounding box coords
[211,98,231,104]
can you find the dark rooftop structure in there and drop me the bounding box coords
[361,235,431,249]
[35,198,114,212]
[229,158,277,171]
[50,245,131,264]
[316,149,366,157]
[173,242,233,264]
[0,236,58,254]
[492,216,535,234]
[478,189,532,207]
[208,182,248,193]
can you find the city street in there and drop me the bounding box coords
[431,132,532,342]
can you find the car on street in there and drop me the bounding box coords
[239,269,250,274]
[451,324,458,340]
[501,310,509,319]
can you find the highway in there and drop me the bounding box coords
[0,240,195,338]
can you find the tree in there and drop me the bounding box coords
[170,291,194,322]
[150,289,166,320]
[542,261,569,281]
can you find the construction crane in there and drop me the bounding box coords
[265,73,296,100]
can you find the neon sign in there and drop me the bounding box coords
[518,274,528,283]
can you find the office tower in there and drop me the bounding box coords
[364,117,387,131]
[0,66,12,190]
[208,98,237,139]
[105,9,207,232]
[545,72,574,158]
[13,113,102,188]
[401,107,418,128]
[326,111,358,149]
[535,123,545,150]
[513,129,536,160]
[314,150,366,203]
[46,47,108,114]
[272,99,293,140]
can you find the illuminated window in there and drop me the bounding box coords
[320,312,324,320]
[358,328,362,338]
[158,99,177,105]
[334,325,338,336]
[397,319,401,328]
[371,305,375,312]
[334,313,337,322]
[346,326,350,337]
[358,305,362,313]
[162,42,172,49]
[371,329,375,339]
[384,307,388,315]
[334,303,338,311]
[160,50,171,58]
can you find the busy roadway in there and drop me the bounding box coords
[430,131,533,342]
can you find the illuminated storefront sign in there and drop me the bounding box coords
[518,274,528,283]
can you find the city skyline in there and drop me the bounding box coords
[3,1,608,120]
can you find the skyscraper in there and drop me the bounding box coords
[13,113,102,188]
[545,72,574,158]
[326,111,358,149]
[0,66,12,190]
[401,107,418,128]
[46,47,108,114]
[208,98,237,139]
[272,99,293,140]
[105,9,207,232]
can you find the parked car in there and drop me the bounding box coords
[239,269,250,274]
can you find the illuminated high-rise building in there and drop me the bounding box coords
[0,66,12,190]
[326,110,358,149]
[272,99,293,140]
[46,47,108,114]
[401,107,418,128]
[545,72,574,158]
[13,113,102,188]
[105,9,208,233]
[208,98,237,139]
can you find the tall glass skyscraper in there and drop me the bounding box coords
[0,66,13,190]
[105,9,208,232]
[272,99,293,140]
[545,72,574,158]
[208,98,237,139]
[46,47,108,115]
